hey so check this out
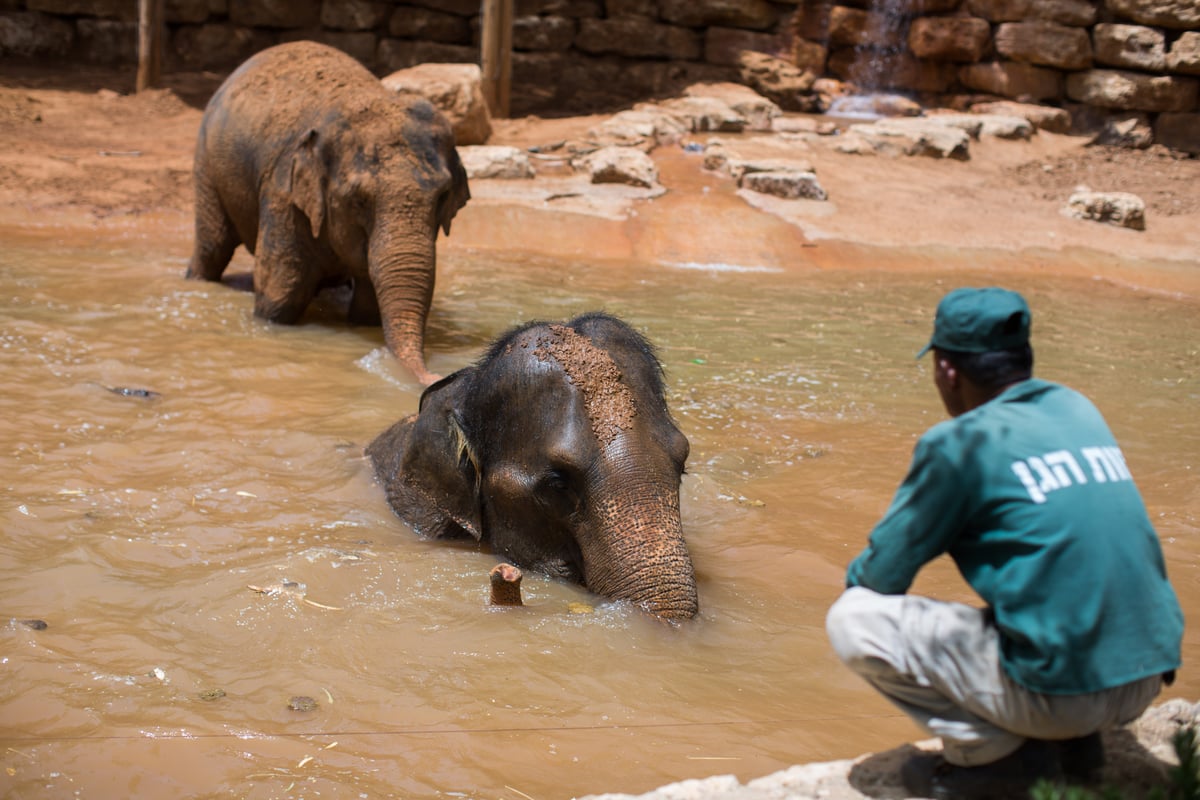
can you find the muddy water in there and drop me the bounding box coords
[1,229,1197,800]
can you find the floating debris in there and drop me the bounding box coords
[16,619,47,630]
[567,602,595,615]
[288,696,318,712]
[99,384,161,399]
[247,581,343,611]
[198,688,226,701]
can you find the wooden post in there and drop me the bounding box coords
[136,0,164,92]
[480,0,513,118]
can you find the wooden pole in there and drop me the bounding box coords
[480,0,513,118]
[136,0,164,92]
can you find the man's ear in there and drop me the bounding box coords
[936,357,959,388]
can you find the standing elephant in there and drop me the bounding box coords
[186,41,470,386]
[366,313,700,620]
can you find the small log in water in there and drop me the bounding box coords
[489,563,523,607]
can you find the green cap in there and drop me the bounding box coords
[917,287,1031,359]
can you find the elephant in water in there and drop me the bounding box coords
[186,41,470,386]
[367,312,699,620]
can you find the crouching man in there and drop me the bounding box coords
[827,287,1183,799]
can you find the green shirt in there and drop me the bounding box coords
[846,378,1183,694]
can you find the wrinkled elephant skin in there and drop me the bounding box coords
[186,41,470,386]
[367,313,700,620]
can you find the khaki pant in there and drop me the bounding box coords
[826,586,1164,766]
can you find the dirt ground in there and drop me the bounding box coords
[1,60,1198,301]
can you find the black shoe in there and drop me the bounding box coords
[1056,733,1105,784]
[901,739,1063,799]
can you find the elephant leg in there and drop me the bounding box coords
[252,220,322,325]
[347,277,382,326]
[186,168,239,282]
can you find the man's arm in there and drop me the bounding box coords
[846,437,969,593]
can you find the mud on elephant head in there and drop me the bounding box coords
[367,313,700,620]
[186,41,470,386]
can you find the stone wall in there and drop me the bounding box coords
[0,0,1195,148]
[0,0,802,115]
[793,0,1199,149]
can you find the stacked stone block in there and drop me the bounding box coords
[795,0,1199,150]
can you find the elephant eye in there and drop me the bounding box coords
[543,469,571,493]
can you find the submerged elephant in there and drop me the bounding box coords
[366,312,699,619]
[186,41,470,386]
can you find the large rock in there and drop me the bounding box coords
[959,60,1063,100]
[1093,23,1167,71]
[1063,191,1146,230]
[1030,0,1098,26]
[928,111,1035,139]
[740,170,828,200]
[1167,32,1200,75]
[1105,0,1200,29]
[736,51,816,113]
[382,63,492,146]
[587,107,691,150]
[908,16,992,62]
[1066,69,1199,112]
[683,81,781,131]
[659,96,748,133]
[844,117,972,159]
[457,146,535,179]
[1155,112,1200,153]
[575,146,660,189]
[1066,104,1155,147]
[994,21,1093,70]
[970,100,1072,133]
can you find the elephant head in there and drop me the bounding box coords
[286,93,470,385]
[367,312,699,619]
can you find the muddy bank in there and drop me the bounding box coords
[1,63,1198,299]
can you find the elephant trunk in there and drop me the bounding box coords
[369,230,439,386]
[584,477,699,620]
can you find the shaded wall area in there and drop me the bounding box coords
[0,0,1196,148]
[0,0,803,115]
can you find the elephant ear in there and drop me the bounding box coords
[365,370,482,540]
[289,129,326,239]
[436,146,471,236]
